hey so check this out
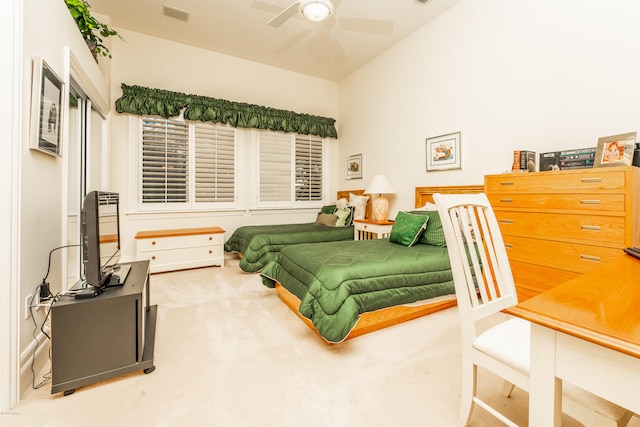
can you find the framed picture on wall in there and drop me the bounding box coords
[594,132,636,168]
[30,57,64,157]
[426,131,461,171]
[345,154,363,179]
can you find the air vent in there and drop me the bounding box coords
[163,5,190,21]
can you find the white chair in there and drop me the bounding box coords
[433,193,633,427]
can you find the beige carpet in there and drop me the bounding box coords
[5,259,639,426]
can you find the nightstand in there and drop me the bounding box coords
[353,219,394,240]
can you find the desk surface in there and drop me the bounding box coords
[508,254,640,359]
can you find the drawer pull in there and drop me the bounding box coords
[580,254,601,262]
[580,225,601,231]
[499,198,513,203]
[209,236,213,241]
[209,250,212,254]
[500,181,515,186]
[580,199,601,205]
[499,219,513,224]
[581,177,602,183]
[152,241,156,245]
[504,243,513,249]
[151,256,156,260]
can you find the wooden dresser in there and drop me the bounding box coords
[484,166,640,300]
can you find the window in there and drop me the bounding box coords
[140,116,237,210]
[255,130,325,208]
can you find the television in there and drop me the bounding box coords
[80,191,126,296]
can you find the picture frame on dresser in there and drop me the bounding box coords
[30,57,64,157]
[426,132,461,171]
[594,132,636,168]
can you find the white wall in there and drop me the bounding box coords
[106,30,340,261]
[338,0,640,216]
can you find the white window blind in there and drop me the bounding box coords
[140,117,238,209]
[141,117,189,203]
[194,123,235,202]
[259,131,292,202]
[256,130,325,207]
[295,134,323,201]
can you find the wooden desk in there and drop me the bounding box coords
[507,254,640,426]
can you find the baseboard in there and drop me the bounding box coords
[19,332,50,398]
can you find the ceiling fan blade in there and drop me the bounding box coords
[339,17,394,36]
[273,29,313,54]
[267,1,301,28]
[324,14,343,38]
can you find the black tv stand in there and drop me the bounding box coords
[51,260,156,395]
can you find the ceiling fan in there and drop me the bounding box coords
[266,0,393,36]
[268,0,335,28]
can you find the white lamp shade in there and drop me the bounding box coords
[365,174,396,195]
[300,0,333,22]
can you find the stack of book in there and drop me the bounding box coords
[513,150,536,172]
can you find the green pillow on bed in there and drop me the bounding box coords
[407,210,447,247]
[389,212,429,247]
[320,204,337,214]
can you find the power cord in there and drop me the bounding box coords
[28,243,81,389]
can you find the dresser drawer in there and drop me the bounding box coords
[503,236,624,274]
[495,211,625,245]
[487,193,625,213]
[138,246,223,273]
[485,169,625,193]
[137,233,224,252]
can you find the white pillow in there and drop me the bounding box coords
[349,193,369,220]
[415,201,437,211]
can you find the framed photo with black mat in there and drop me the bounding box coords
[30,57,64,157]
[594,132,636,168]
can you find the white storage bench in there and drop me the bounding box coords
[135,226,225,273]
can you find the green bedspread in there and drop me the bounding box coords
[260,239,455,343]
[224,223,354,273]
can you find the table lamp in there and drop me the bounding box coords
[365,174,395,221]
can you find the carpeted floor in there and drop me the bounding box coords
[5,258,639,426]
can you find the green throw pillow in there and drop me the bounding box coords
[408,210,447,247]
[389,212,429,247]
[320,204,337,214]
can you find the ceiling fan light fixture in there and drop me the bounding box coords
[300,0,334,23]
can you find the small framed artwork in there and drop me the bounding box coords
[346,154,363,179]
[426,131,461,171]
[30,57,64,156]
[594,132,636,168]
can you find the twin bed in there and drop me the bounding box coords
[224,190,372,273]
[254,184,484,344]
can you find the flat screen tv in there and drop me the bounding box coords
[81,191,122,293]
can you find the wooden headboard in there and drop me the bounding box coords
[415,185,485,208]
[336,189,372,219]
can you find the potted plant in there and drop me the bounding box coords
[64,0,123,59]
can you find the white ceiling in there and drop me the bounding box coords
[87,0,461,82]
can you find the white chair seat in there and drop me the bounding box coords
[473,317,529,375]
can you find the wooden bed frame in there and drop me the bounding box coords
[275,184,485,343]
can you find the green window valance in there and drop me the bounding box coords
[114,84,338,138]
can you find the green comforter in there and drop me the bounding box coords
[260,239,455,343]
[224,223,354,273]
